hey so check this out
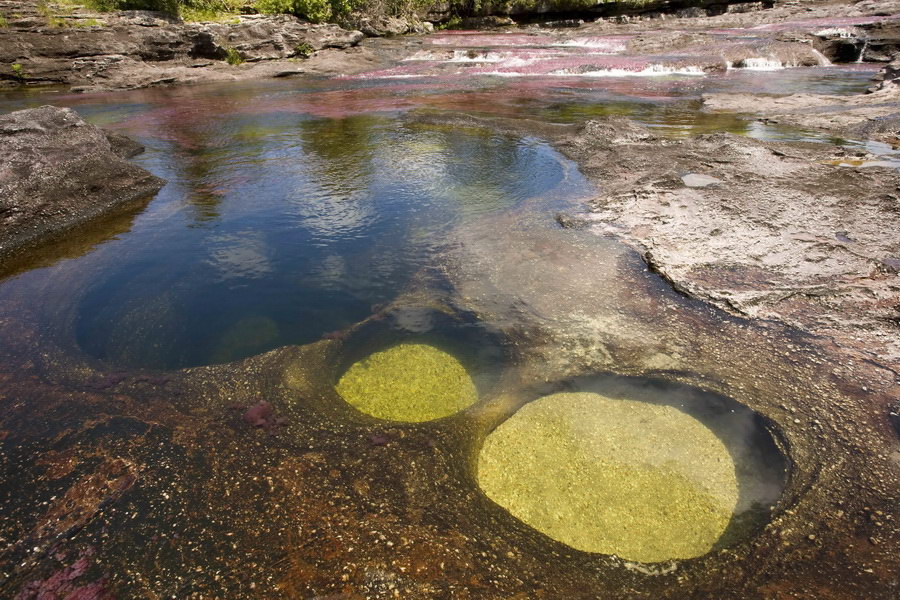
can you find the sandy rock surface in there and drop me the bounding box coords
[554,117,900,369]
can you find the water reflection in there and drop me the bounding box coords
[60,112,584,370]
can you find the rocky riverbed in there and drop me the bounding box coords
[1,0,899,94]
[0,1,898,599]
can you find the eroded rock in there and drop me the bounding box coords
[0,105,165,261]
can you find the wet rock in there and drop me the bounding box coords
[0,106,165,261]
[243,400,287,433]
[555,212,592,229]
[15,548,112,600]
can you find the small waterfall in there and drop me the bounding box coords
[856,38,869,63]
[811,48,833,67]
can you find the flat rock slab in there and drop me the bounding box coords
[682,173,723,187]
[0,105,165,261]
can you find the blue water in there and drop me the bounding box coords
[0,65,883,369]
[0,93,588,369]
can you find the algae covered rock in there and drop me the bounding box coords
[335,343,478,422]
[477,392,739,563]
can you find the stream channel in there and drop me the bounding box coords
[0,54,894,598]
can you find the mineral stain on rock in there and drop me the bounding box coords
[335,343,478,422]
[477,392,739,563]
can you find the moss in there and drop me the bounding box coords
[10,63,27,81]
[335,343,478,422]
[224,47,244,65]
[477,392,739,562]
[293,42,315,58]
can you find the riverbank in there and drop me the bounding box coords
[2,0,899,95]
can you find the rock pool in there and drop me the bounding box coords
[0,44,897,600]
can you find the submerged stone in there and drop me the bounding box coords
[477,392,739,563]
[335,343,478,422]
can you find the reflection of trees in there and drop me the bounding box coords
[543,99,751,136]
[148,90,286,226]
[393,122,532,215]
[0,202,144,281]
[297,115,379,198]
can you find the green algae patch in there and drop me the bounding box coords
[477,392,739,562]
[335,343,478,422]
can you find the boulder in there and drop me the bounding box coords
[0,11,363,87]
[194,15,364,61]
[352,16,411,37]
[0,106,165,260]
[869,56,900,91]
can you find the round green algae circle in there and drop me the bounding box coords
[335,343,478,422]
[477,392,739,563]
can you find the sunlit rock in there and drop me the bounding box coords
[336,343,478,422]
[478,392,739,563]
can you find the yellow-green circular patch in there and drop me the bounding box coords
[477,392,739,562]
[335,343,478,422]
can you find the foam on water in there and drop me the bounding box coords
[561,65,707,78]
[552,37,630,53]
[731,57,786,71]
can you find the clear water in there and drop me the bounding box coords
[0,65,887,369]
[0,60,874,594]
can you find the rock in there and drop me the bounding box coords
[674,8,708,19]
[555,212,592,229]
[461,16,516,29]
[538,19,584,29]
[353,16,410,37]
[681,173,723,188]
[0,10,363,89]
[869,57,900,92]
[195,15,364,61]
[0,106,165,261]
[726,2,768,14]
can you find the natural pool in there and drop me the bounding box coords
[0,63,888,597]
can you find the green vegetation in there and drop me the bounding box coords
[37,0,670,29]
[256,0,358,24]
[335,343,478,422]
[293,41,315,57]
[10,63,27,81]
[224,47,244,64]
[0,15,7,27]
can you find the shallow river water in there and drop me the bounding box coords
[0,57,891,597]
